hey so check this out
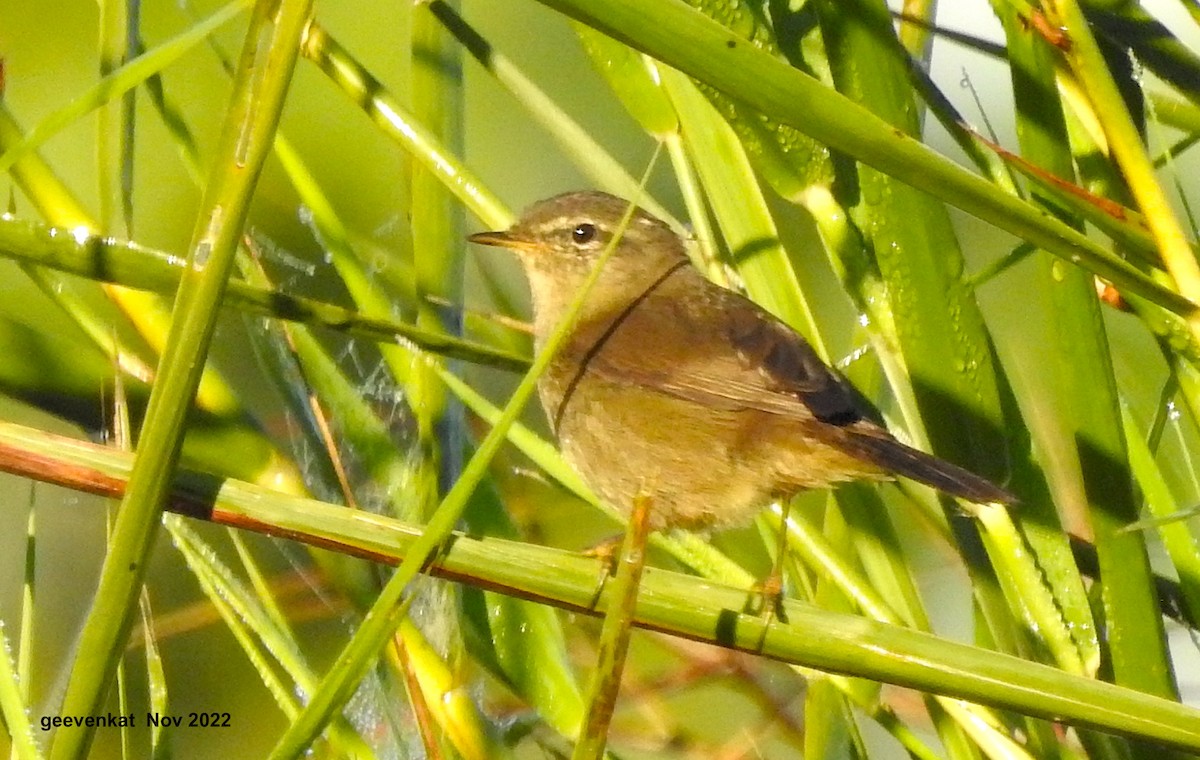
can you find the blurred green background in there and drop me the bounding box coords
[1,1,1199,758]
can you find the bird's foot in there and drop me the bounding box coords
[744,571,788,625]
[582,533,624,573]
[744,504,793,625]
[582,534,623,609]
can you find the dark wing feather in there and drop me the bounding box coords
[722,301,876,425]
[574,271,1017,505]
[580,269,875,427]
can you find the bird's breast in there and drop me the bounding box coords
[538,364,778,530]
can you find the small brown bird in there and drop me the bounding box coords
[470,192,1015,532]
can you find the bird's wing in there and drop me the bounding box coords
[583,273,874,427]
[576,272,1018,505]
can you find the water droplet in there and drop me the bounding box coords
[193,241,212,268]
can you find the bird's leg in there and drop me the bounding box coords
[745,499,791,624]
[582,534,625,570]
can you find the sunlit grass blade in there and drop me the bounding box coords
[107,368,135,760]
[1150,91,1200,137]
[803,679,870,760]
[772,503,1037,759]
[574,28,678,139]
[431,1,680,229]
[452,449,589,743]
[0,105,162,389]
[0,619,39,760]
[530,0,1199,319]
[1121,404,1200,624]
[95,0,136,237]
[2,419,1200,751]
[1046,0,1200,343]
[301,21,510,230]
[391,618,511,760]
[780,516,917,760]
[1039,0,1181,699]
[573,495,651,759]
[1086,4,1200,109]
[297,18,529,356]
[264,169,657,760]
[165,517,378,756]
[0,104,92,225]
[17,488,34,703]
[240,277,514,757]
[0,0,251,176]
[238,251,512,756]
[992,0,1106,678]
[659,68,823,345]
[0,214,528,372]
[0,81,241,422]
[166,520,315,712]
[406,1,465,542]
[808,0,1094,681]
[138,590,170,760]
[49,2,313,756]
[1,67,259,433]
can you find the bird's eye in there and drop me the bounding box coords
[571,223,597,244]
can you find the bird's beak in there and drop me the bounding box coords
[468,230,541,254]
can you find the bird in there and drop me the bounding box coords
[468,191,1015,535]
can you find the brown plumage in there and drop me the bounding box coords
[470,191,1015,531]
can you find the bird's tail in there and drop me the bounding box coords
[848,432,1017,506]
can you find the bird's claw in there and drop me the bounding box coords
[582,534,624,609]
[744,571,788,624]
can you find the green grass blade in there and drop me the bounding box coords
[4,418,1200,752]
[455,452,588,741]
[432,2,680,228]
[994,0,1105,677]
[659,68,823,346]
[49,3,312,756]
[573,497,650,759]
[1121,404,1200,627]
[137,592,169,760]
[0,0,252,176]
[1086,5,1200,110]
[95,0,136,236]
[301,22,511,230]
[811,0,1092,680]
[0,214,528,372]
[0,621,39,760]
[165,517,377,756]
[1045,0,1200,341]
[408,0,465,531]
[529,0,1199,318]
[1039,0,1181,699]
[264,169,657,760]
